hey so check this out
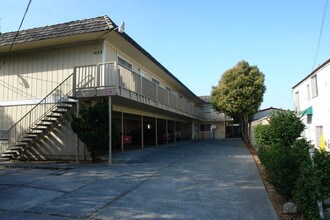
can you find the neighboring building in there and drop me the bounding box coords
[199,96,231,139]
[0,16,229,161]
[292,58,330,151]
[249,107,278,147]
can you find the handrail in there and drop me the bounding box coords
[0,73,74,140]
[0,73,75,151]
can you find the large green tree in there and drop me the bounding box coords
[211,60,266,143]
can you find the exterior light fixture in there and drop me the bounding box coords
[115,22,125,33]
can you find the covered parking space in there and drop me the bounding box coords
[113,112,191,151]
[111,96,196,153]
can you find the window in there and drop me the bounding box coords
[204,105,211,113]
[294,91,300,112]
[118,56,132,70]
[307,114,312,124]
[200,123,211,132]
[306,84,310,100]
[311,75,318,97]
[152,78,159,85]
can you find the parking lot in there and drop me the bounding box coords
[0,139,277,219]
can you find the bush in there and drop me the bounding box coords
[293,149,330,219]
[268,110,305,147]
[255,110,330,218]
[71,101,121,161]
[257,111,309,197]
[293,158,320,219]
[259,139,310,197]
[254,124,272,148]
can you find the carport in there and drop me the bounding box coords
[113,111,190,151]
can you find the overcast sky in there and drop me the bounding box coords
[1,0,329,110]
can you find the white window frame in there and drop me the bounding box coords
[311,75,318,98]
[295,91,300,112]
[118,56,132,70]
[306,84,310,100]
[152,78,160,85]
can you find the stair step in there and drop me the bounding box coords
[47,115,61,118]
[22,135,36,139]
[1,152,17,158]
[26,132,41,135]
[57,105,72,109]
[4,148,21,153]
[41,119,56,123]
[19,139,32,143]
[67,96,77,100]
[9,146,25,151]
[14,142,28,146]
[31,127,47,131]
[61,100,76,105]
[0,157,10,161]
[52,110,67,114]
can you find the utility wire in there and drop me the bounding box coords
[312,0,328,71]
[0,0,33,71]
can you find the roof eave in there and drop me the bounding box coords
[292,58,330,89]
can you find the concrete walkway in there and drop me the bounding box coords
[0,139,278,219]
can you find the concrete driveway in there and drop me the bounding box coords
[0,139,278,219]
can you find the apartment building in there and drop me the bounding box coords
[0,16,228,161]
[198,96,232,139]
[292,58,330,151]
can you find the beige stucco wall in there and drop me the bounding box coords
[199,121,225,139]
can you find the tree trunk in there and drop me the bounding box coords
[240,116,250,144]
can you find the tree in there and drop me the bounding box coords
[71,101,121,162]
[211,60,266,143]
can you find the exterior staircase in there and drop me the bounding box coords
[0,74,77,161]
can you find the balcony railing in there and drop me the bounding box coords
[73,62,204,120]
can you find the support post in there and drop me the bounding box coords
[72,67,77,97]
[155,118,158,146]
[121,111,124,152]
[108,96,112,165]
[76,99,80,163]
[174,121,176,143]
[141,115,144,149]
[166,120,168,144]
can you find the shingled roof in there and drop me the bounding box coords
[0,15,114,46]
[0,15,205,104]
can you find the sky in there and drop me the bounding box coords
[0,0,329,110]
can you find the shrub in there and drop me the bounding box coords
[257,110,309,197]
[313,150,330,199]
[268,110,305,147]
[293,158,320,219]
[71,101,121,161]
[259,139,310,197]
[254,124,272,148]
[293,149,330,219]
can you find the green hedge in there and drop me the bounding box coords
[254,110,330,219]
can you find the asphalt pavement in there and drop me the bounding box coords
[0,139,278,219]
